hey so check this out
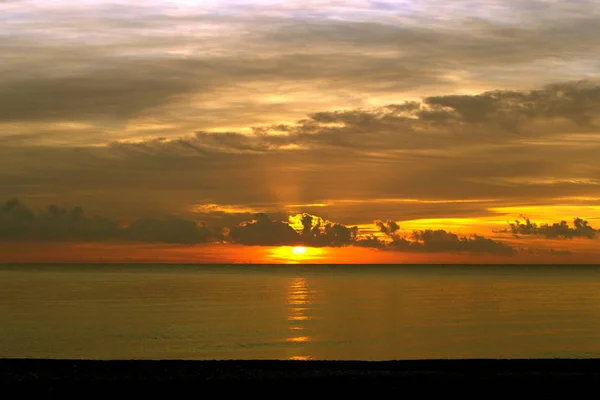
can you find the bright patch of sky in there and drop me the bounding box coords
[4,0,596,27]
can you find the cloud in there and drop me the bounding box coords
[408,230,515,255]
[123,218,216,244]
[226,213,299,246]
[375,219,399,236]
[2,80,600,229]
[98,80,600,157]
[226,213,360,247]
[519,247,572,256]
[0,199,517,255]
[0,198,217,243]
[229,212,515,254]
[505,216,598,239]
[375,217,515,255]
[4,198,591,257]
[1,1,599,135]
[296,213,359,247]
[0,199,119,241]
[421,81,600,128]
[1,1,599,260]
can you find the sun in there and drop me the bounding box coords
[291,246,307,255]
[268,246,324,263]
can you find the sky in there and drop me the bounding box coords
[1,0,600,263]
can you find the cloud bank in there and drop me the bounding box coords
[506,216,598,239]
[0,199,218,244]
[8,199,592,256]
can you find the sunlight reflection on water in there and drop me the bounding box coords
[286,277,313,360]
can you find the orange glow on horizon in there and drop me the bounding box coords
[269,246,325,264]
[289,355,312,360]
[1,240,600,265]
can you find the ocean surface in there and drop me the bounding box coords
[3,264,600,360]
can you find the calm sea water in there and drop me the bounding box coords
[2,264,600,360]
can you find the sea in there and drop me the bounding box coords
[2,263,600,360]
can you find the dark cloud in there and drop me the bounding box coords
[519,247,572,256]
[103,80,600,156]
[226,213,360,247]
[408,230,515,255]
[123,218,216,244]
[0,199,119,241]
[226,213,299,246]
[379,229,516,256]
[228,212,515,254]
[353,235,386,249]
[375,219,399,236]
[375,218,515,255]
[422,81,600,128]
[298,213,359,247]
[0,199,217,244]
[505,217,598,239]
[0,199,517,255]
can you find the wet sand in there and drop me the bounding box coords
[3,359,600,397]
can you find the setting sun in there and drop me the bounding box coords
[268,246,325,263]
[292,246,307,255]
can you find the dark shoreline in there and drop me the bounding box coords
[3,359,600,397]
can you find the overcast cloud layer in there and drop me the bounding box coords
[1,0,600,260]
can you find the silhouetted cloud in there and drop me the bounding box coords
[375,218,515,255]
[227,213,299,246]
[519,247,572,256]
[225,213,360,247]
[505,216,598,239]
[409,230,515,255]
[0,199,119,241]
[298,213,359,247]
[375,219,399,236]
[228,212,515,254]
[0,199,518,255]
[124,218,216,244]
[353,235,387,249]
[0,199,217,244]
